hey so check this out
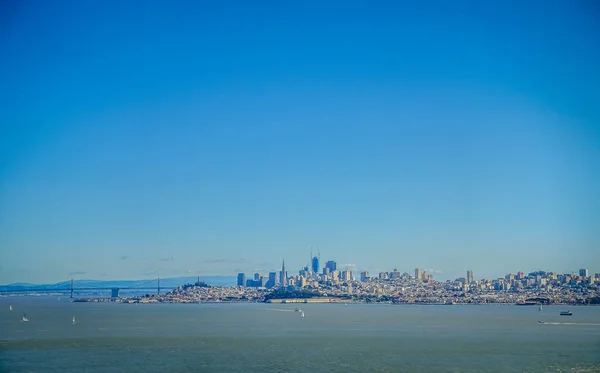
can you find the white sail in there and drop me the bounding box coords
[9,305,12,311]
[22,313,29,322]
[72,317,76,324]
[301,311,305,318]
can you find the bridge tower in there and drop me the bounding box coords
[70,279,74,298]
[158,278,160,295]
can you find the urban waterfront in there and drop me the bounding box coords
[120,265,600,306]
[1,297,600,372]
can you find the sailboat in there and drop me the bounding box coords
[9,305,12,311]
[539,304,543,311]
[301,311,305,318]
[72,317,76,324]
[22,313,29,322]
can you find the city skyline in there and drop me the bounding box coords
[2,250,597,286]
[1,1,599,284]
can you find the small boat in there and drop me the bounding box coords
[9,305,12,311]
[301,311,305,318]
[294,308,302,312]
[538,320,545,324]
[538,304,543,311]
[22,313,29,322]
[560,311,572,316]
[344,303,348,307]
[72,317,76,324]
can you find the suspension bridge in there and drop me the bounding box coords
[0,278,181,298]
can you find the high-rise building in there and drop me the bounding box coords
[331,270,340,282]
[467,270,474,283]
[390,268,401,280]
[260,276,268,287]
[360,271,370,282]
[311,256,319,273]
[579,269,589,277]
[298,276,307,288]
[415,268,423,281]
[237,273,246,287]
[342,269,352,282]
[516,271,524,280]
[254,273,261,281]
[280,260,287,287]
[326,260,337,272]
[266,272,277,288]
[323,267,330,276]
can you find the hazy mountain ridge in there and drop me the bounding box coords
[0,276,237,291]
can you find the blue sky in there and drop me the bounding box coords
[1,1,599,284]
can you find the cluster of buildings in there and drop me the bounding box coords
[236,254,444,291]
[130,254,599,305]
[237,257,354,290]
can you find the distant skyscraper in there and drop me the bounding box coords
[266,272,277,288]
[325,260,337,272]
[467,270,474,283]
[415,268,423,281]
[331,270,340,281]
[516,271,524,280]
[390,268,401,280]
[237,273,246,287]
[360,271,370,282]
[280,260,287,287]
[254,273,260,281]
[311,256,319,273]
[342,269,352,282]
[579,269,589,277]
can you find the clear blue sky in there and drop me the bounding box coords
[1,1,599,284]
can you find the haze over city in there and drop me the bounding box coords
[1,1,599,284]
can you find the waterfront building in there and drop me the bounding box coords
[580,269,589,277]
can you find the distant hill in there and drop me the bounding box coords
[0,276,237,292]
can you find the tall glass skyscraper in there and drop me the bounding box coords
[311,256,319,273]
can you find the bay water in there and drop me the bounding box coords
[1,298,599,372]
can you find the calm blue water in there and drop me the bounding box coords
[1,298,599,372]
